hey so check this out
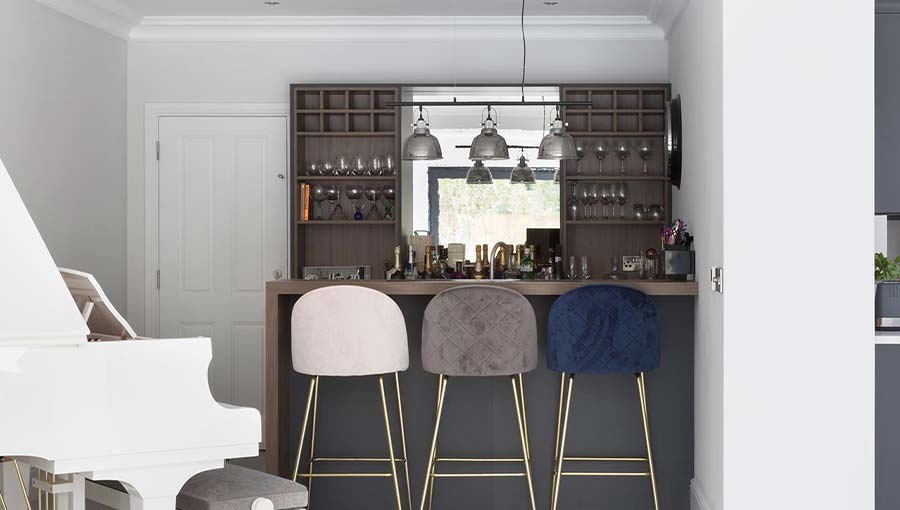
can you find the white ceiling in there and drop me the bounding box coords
[113,0,656,17]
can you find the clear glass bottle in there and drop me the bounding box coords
[405,245,417,280]
[520,247,535,280]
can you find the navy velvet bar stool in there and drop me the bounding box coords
[546,285,661,510]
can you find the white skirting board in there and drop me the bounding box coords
[691,478,711,510]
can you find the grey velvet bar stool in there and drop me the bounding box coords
[419,285,538,510]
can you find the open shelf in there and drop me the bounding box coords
[566,220,665,225]
[298,175,398,181]
[298,220,397,225]
[566,175,668,182]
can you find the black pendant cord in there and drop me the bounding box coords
[521,0,527,103]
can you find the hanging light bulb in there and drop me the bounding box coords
[510,153,536,185]
[538,106,577,160]
[465,160,493,185]
[402,106,443,160]
[469,107,509,161]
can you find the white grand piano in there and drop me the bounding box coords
[0,155,260,510]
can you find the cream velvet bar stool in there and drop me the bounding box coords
[419,285,538,510]
[291,286,411,510]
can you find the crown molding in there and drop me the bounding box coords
[129,15,666,43]
[877,0,900,13]
[648,0,689,37]
[31,0,141,39]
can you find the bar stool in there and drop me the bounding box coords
[547,285,661,510]
[419,285,538,510]
[290,286,411,510]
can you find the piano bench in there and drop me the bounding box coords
[178,464,308,510]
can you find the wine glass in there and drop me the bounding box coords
[615,182,629,219]
[592,141,609,175]
[637,141,653,175]
[352,155,367,176]
[614,140,632,174]
[325,185,343,220]
[369,155,384,176]
[322,159,336,176]
[364,185,382,220]
[307,160,323,176]
[598,183,612,219]
[382,184,396,221]
[335,154,351,176]
[383,154,396,176]
[574,140,587,175]
[577,183,592,220]
[345,185,364,221]
[311,184,328,220]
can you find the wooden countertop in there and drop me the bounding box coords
[266,278,699,296]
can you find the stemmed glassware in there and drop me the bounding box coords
[352,155,367,176]
[636,141,653,175]
[369,155,384,176]
[589,183,601,219]
[311,184,327,220]
[364,185,382,220]
[598,183,612,219]
[614,140,632,175]
[335,154,351,176]
[566,184,579,221]
[382,185,396,221]
[574,140,587,175]
[325,185,343,220]
[577,183,591,220]
[345,185,364,220]
[593,141,609,175]
[307,161,323,176]
[322,160,336,176]
[383,154,396,176]
[615,182,629,218]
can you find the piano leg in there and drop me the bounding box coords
[96,460,223,510]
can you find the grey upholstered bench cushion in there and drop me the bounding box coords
[177,465,308,510]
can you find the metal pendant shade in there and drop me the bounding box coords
[402,108,443,161]
[469,110,509,161]
[510,155,536,185]
[465,160,494,185]
[538,110,578,160]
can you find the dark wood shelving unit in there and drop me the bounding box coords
[560,84,672,270]
[290,84,401,279]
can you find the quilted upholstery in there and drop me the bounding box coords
[177,464,308,510]
[422,285,537,376]
[547,285,660,374]
[292,286,409,376]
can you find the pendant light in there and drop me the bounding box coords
[465,160,493,184]
[510,154,536,185]
[469,107,509,161]
[402,106,443,160]
[538,106,577,160]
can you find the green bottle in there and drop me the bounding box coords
[520,247,535,280]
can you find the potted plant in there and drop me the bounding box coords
[875,253,900,329]
[661,219,695,280]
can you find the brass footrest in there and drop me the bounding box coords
[562,456,648,462]
[297,473,394,478]
[311,457,406,463]
[435,458,525,463]
[432,473,526,478]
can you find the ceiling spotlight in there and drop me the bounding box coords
[510,154,536,185]
[538,106,578,160]
[465,160,494,185]
[402,107,443,161]
[543,1,559,5]
[469,107,509,161]
[263,1,280,5]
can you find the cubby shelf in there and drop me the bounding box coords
[297,220,397,225]
[297,175,398,181]
[566,175,668,181]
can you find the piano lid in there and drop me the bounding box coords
[60,268,136,340]
[0,156,89,346]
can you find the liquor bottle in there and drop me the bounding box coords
[405,245,417,280]
[520,247,535,280]
[552,244,563,281]
[422,246,434,279]
[473,245,484,280]
[497,247,508,278]
[453,261,467,279]
[481,243,490,278]
[386,246,402,280]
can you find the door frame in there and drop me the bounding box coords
[144,103,290,338]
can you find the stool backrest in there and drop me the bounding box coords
[291,286,409,376]
[547,285,660,374]
[422,285,537,376]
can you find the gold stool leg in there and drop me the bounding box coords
[517,374,532,461]
[292,377,318,481]
[511,376,537,510]
[394,372,413,509]
[378,375,404,510]
[637,373,659,510]
[550,372,566,499]
[419,375,448,510]
[306,377,320,507]
[551,374,574,510]
[427,376,443,510]
[13,460,31,510]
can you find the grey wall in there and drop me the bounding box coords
[288,296,694,510]
[878,344,900,509]
[877,13,900,214]
[0,0,127,308]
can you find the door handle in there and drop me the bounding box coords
[272,270,283,280]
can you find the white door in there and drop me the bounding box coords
[157,116,287,446]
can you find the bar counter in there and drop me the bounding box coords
[266,279,697,510]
